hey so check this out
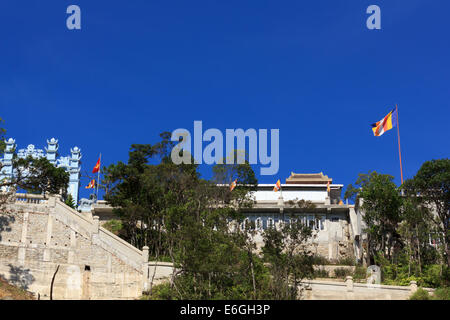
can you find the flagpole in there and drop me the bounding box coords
[395,105,404,185]
[96,153,101,202]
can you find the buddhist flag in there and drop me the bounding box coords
[327,181,331,193]
[273,179,281,192]
[92,156,101,173]
[230,179,237,191]
[85,179,95,189]
[371,108,397,137]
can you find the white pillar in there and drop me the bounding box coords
[142,246,149,292]
[346,276,354,292]
[92,216,100,234]
[410,281,418,293]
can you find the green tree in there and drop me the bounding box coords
[403,159,450,267]
[345,172,403,265]
[64,194,76,209]
[1,118,69,206]
[13,156,69,196]
[262,219,314,299]
[0,117,6,154]
[103,133,266,299]
[397,196,435,276]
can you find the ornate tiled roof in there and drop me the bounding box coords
[285,172,332,184]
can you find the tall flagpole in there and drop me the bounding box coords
[96,153,101,201]
[395,105,404,185]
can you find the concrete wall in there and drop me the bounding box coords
[146,262,176,288]
[251,189,328,202]
[300,278,434,300]
[0,194,147,300]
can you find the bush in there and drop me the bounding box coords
[102,219,123,236]
[314,268,329,278]
[334,268,352,279]
[409,288,430,300]
[432,287,450,300]
[383,275,422,287]
[336,257,355,266]
[353,265,368,281]
[421,265,443,288]
[420,265,450,288]
[311,255,330,266]
[141,283,174,300]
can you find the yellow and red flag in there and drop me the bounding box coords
[273,179,281,192]
[327,181,331,193]
[85,179,96,189]
[230,179,237,191]
[92,156,101,173]
[371,108,397,137]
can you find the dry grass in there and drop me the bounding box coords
[0,276,35,300]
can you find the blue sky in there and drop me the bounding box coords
[1,0,449,202]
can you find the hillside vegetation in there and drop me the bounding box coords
[0,276,35,300]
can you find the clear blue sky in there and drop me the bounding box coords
[1,0,449,202]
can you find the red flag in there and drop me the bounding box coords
[92,157,101,173]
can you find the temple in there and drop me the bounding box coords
[90,172,363,263]
[0,141,362,262]
[0,138,82,203]
[238,173,361,262]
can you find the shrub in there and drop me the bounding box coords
[311,255,330,266]
[336,257,355,266]
[383,275,422,287]
[353,265,368,281]
[432,287,450,300]
[409,288,430,300]
[314,268,329,278]
[421,265,450,288]
[141,283,174,300]
[334,268,352,279]
[102,219,123,236]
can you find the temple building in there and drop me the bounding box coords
[90,172,363,263]
[239,172,362,262]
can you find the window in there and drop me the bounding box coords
[256,218,262,231]
[243,218,251,230]
[284,215,291,227]
[267,218,274,229]
[262,218,267,229]
[318,215,325,230]
[299,215,306,225]
[307,215,315,229]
